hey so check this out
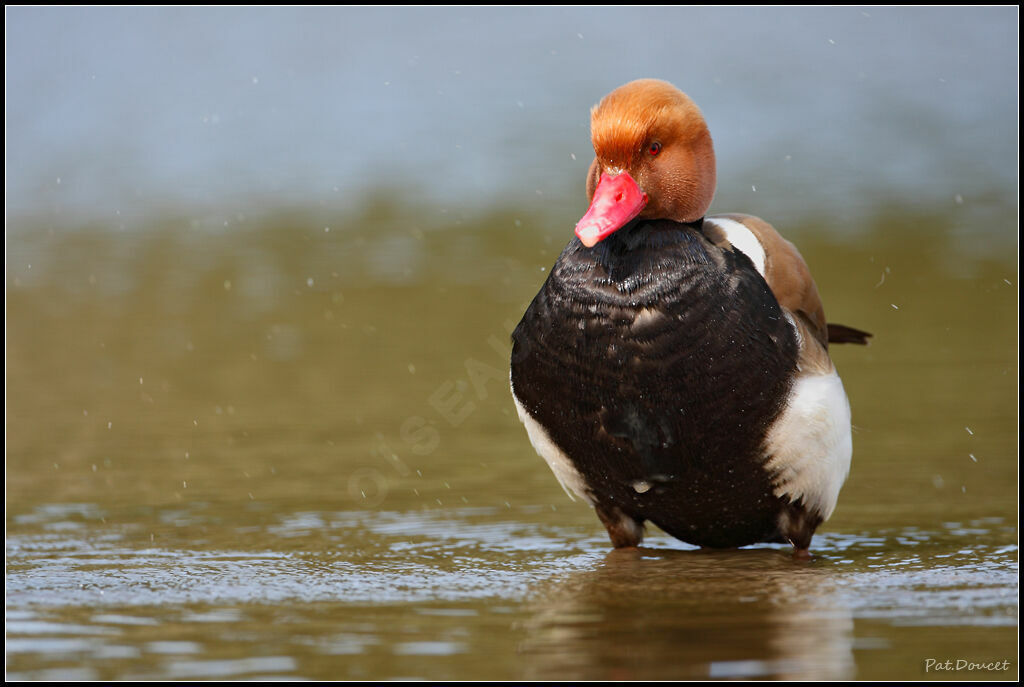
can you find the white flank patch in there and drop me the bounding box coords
[511,390,594,505]
[706,217,767,277]
[763,370,852,520]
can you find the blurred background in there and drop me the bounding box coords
[6,7,1018,232]
[6,7,1018,681]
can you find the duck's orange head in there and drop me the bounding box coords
[576,79,716,247]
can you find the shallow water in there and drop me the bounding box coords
[5,6,1019,680]
[5,206,1018,680]
[4,512,1018,681]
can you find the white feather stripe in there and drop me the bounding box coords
[512,393,594,505]
[764,370,852,520]
[705,216,767,277]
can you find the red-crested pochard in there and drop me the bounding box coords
[510,79,870,555]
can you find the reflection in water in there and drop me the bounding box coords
[5,201,1018,679]
[520,547,854,681]
[5,506,1018,680]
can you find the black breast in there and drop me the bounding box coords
[510,218,799,548]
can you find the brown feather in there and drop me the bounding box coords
[588,81,871,353]
[712,213,830,348]
[588,79,716,223]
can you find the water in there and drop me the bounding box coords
[5,209,1018,680]
[5,6,1019,681]
[5,7,1018,231]
[4,517,1018,680]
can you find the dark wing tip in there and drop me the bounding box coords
[827,323,873,345]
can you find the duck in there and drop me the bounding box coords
[509,79,870,555]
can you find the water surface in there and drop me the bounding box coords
[6,6,1018,681]
[6,208,1018,680]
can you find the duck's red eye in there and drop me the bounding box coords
[648,141,662,156]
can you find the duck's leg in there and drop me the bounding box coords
[595,503,645,548]
[779,500,822,559]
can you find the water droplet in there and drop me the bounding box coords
[632,480,652,494]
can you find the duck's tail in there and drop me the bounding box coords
[827,323,873,345]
